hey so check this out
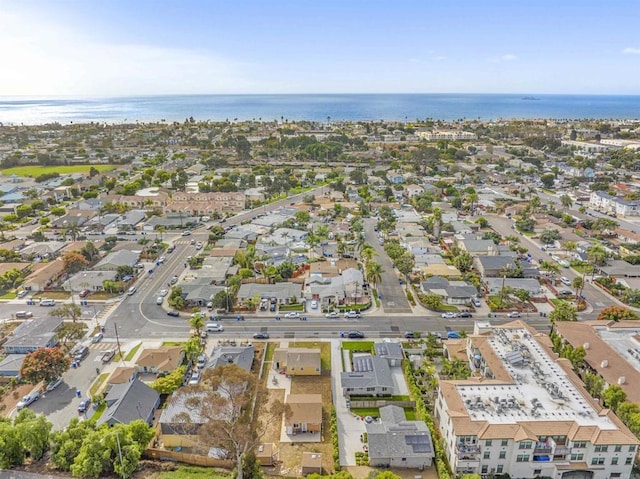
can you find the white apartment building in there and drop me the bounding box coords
[589,191,640,218]
[416,130,477,141]
[435,321,639,479]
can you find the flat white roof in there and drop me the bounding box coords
[456,327,616,429]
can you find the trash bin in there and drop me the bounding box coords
[72,361,77,369]
[76,389,81,398]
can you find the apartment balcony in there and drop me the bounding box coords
[534,443,553,454]
[457,443,481,455]
[554,446,571,456]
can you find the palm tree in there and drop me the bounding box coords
[65,223,81,241]
[431,208,442,240]
[189,313,205,338]
[530,195,541,214]
[563,241,577,257]
[587,243,608,268]
[365,261,384,288]
[466,191,479,214]
[183,336,203,365]
[560,194,573,210]
[540,260,560,278]
[361,245,376,262]
[572,276,585,304]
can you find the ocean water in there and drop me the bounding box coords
[0,94,639,125]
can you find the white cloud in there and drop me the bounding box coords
[622,47,640,55]
[489,53,518,63]
[0,8,254,96]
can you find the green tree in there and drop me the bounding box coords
[52,303,83,323]
[597,305,639,322]
[56,322,88,349]
[211,289,231,311]
[189,313,206,337]
[168,287,186,310]
[549,301,578,323]
[453,251,474,273]
[183,336,204,364]
[14,409,52,461]
[587,243,608,267]
[365,261,384,287]
[116,265,135,280]
[422,294,444,311]
[560,194,573,210]
[80,241,101,262]
[540,173,555,188]
[20,347,71,384]
[583,371,605,399]
[151,365,187,394]
[540,229,561,245]
[602,385,627,412]
[475,217,489,228]
[395,252,415,278]
[0,422,25,468]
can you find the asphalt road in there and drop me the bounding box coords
[363,217,413,314]
[485,214,614,315]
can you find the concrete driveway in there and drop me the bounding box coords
[330,339,367,466]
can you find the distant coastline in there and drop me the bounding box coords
[1,93,639,125]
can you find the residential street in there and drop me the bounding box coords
[363,217,412,314]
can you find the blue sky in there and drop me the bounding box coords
[2,0,640,96]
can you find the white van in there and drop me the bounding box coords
[39,299,56,307]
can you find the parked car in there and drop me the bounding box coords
[441,312,456,319]
[79,289,90,298]
[310,300,318,309]
[344,311,361,319]
[404,331,416,339]
[170,276,178,285]
[284,312,300,319]
[127,287,137,296]
[205,323,224,332]
[78,398,91,413]
[459,312,473,318]
[16,392,40,410]
[17,290,28,298]
[160,289,168,297]
[196,354,208,369]
[325,312,339,319]
[347,330,365,339]
[253,332,269,339]
[92,332,103,343]
[46,377,63,392]
[269,303,276,312]
[188,371,201,385]
[156,296,163,305]
[74,346,90,361]
[472,298,482,308]
[102,350,115,363]
[167,310,180,317]
[39,299,56,307]
[507,311,521,318]
[560,276,572,286]
[15,311,33,319]
[558,290,573,297]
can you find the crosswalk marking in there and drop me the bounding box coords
[88,343,117,351]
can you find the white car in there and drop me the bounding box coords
[560,276,572,286]
[325,312,339,319]
[46,377,63,392]
[160,289,168,297]
[158,256,166,264]
[196,242,203,250]
[127,286,137,296]
[344,311,361,319]
[205,323,224,332]
[16,392,40,410]
[156,296,163,305]
[182,230,192,236]
[92,332,103,343]
[284,312,300,319]
[39,299,56,307]
[441,312,456,319]
[188,371,201,385]
[310,300,318,309]
[17,290,28,298]
[507,311,521,318]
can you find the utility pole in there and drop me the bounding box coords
[114,322,123,362]
[115,432,124,478]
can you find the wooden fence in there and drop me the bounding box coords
[144,447,234,468]
[349,400,415,409]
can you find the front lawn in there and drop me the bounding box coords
[124,342,143,361]
[341,341,374,352]
[89,373,109,396]
[159,465,231,479]
[32,291,71,300]
[351,407,380,418]
[0,164,116,177]
[278,303,304,312]
[90,402,107,421]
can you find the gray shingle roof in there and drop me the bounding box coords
[98,379,160,426]
[208,345,254,371]
[341,354,394,390]
[366,405,434,460]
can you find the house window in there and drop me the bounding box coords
[481,466,488,474]
[571,454,584,461]
[499,451,506,459]
[366,387,375,392]
[614,445,622,452]
[401,458,406,461]
[483,452,490,459]
[626,457,633,465]
[485,440,492,446]
[611,474,622,478]
[611,457,618,465]
[534,470,542,475]
[501,439,508,447]
[516,455,529,462]
[573,441,587,448]
[595,445,608,452]
[497,465,503,473]
[519,441,532,449]
[591,458,605,465]
[630,446,636,452]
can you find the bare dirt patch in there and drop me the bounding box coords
[0,383,35,417]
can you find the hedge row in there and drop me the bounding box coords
[330,406,341,472]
